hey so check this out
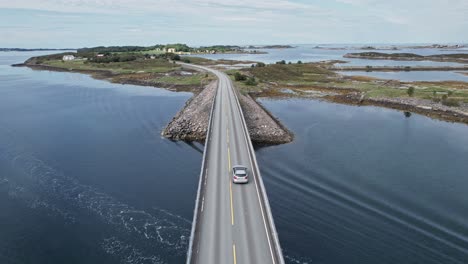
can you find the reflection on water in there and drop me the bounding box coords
[257,98,468,264]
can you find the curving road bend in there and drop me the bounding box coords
[184,63,284,264]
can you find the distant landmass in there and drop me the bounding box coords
[0,48,75,52]
[246,45,294,49]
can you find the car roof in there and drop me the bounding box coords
[233,165,247,169]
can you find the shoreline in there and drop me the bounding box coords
[252,86,468,125]
[330,66,468,72]
[344,52,468,64]
[14,63,208,93]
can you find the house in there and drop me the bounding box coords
[150,55,156,59]
[167,48,176,53]
[62,55,75,61]
[96,54,105,57]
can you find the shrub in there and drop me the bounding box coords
[407,87,415,97]
[404,66,411,71]
[182,58,191,63]
[442,98,460,107]
[234,72,247,81]
[448,91,453,96]
[245,77,257,86]
[365,65,373,72]
[256,62,266,67]
[276,60,286,65]
[170,54,181,61]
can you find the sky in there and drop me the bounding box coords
[0,0,467,48]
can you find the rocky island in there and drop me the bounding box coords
[344,52,468,64]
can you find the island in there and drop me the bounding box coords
[344,52,468,64]
[246,45,295,49]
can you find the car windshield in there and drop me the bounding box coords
[235,170,247,176]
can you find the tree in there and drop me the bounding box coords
[170,54,181,61]
[407,87,415,97]
[276,60,286,65]
[297,60,303,64]
[256,62,266,67]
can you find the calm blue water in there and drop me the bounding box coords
[257,98,468,264]
[1,52,468,264]
[0,52,199,264]
[191,44,468,82]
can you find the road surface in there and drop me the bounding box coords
[184,64,283,264]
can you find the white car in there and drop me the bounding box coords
[232,165,249,184]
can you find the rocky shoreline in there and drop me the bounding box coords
[162,81,217,141]
[238,93,293,144]
[329,93,468,124]
[344,52,468,64]
[14,63,206,93]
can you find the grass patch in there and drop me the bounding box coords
[43,58,178,74]
[156,73,213,86]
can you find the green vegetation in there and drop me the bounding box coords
[234,72,247,81]
[156,73,212,86]
[407,87,415,97]
[42,58,177,74]
[226,62,468,107]
[245,77,257,86]
[345,52,468,63]
[23,48,216,89]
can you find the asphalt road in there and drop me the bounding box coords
[186,64,278,264]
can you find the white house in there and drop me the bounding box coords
[63,55,75,61]
[167,48,176,53]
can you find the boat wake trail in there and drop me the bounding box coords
[0,129,190,263]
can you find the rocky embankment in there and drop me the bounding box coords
[238,94,293,144]
[162,81,217,141]
[162,82,293,144]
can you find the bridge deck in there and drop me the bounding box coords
[186,65,284,264]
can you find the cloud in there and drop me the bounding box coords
[0,0,467,47]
